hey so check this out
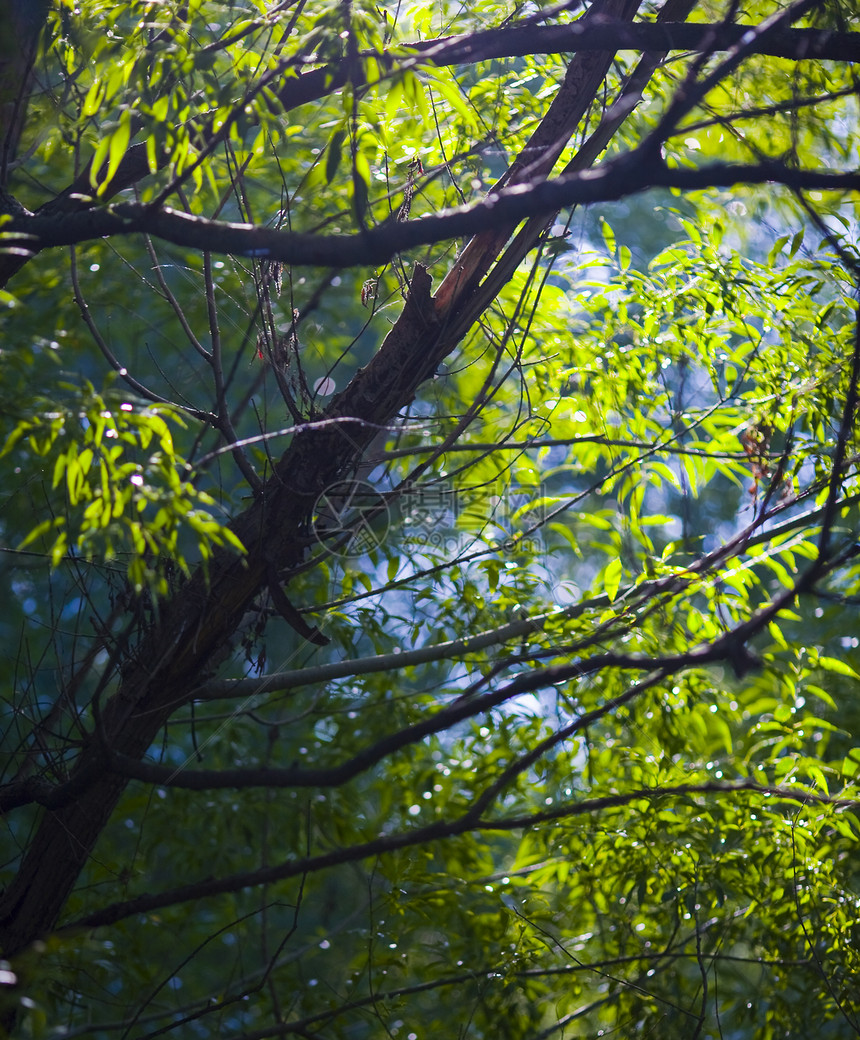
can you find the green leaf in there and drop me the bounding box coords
[600,217,616,255]
[82,77,106,118]
[325,128,346,184]
[603,557,622,602]
[817,656,860,681]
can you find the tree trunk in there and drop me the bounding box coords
[0,0,641,957]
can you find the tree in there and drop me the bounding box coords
[1,0,859,1035]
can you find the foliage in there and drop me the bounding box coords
[1,381,244,593]
[0,0,859,1038]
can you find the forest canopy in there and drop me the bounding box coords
[0,0,859,1037]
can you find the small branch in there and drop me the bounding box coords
[473,780,858,832]
[376,434,757,460]
[203,250,263,493]
[143,235,211,360]
[69,246,196,412]
[194,607,576,700]
[104,592,828,793]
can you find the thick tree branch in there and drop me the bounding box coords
[0,11,853,291]
[6,484,848,817]
[422,20,860,65]
[7,598,806,806]
[63,778,851,933]
[31,20,860,204]
[101,594,803,795]
[3,158,856,272]
[433,0,696,320]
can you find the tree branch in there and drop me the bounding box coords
[410,19,860,66]
[1,12,853,289]
[3,159,856,273]
[62,779,853,933]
